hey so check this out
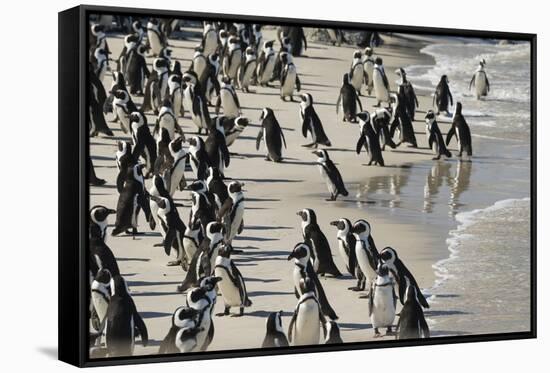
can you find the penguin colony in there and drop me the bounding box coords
[88,18,488,357]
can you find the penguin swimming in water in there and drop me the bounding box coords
[113,89,139,134]
[371,108,396,150]
[256,108,287,162]
[288,277,327,346]
[469,59,490,100]
[433,75,453,115]
[351,219,379,295]
[105,275,148,357]
[287,242,338,320]
[129,111,157,178]
[395,68,419,121]
[369,264,397,337]
[214,244,253,316]
[396,285,430,340]
[312,149,348,201]
[389,92,418,148]
[238,46,257,93]
[300,93,331,148]
[329,218,365,290]
[363,47,375,95]
[349,50,364,95]
[279,52,301,101]
[256,40,277,87]
[336,73,363,123]
[158,306,201,354]
[217,181,245,245]
[446,102,473,159]
[425,110,452,160]
[356,111,385,166]
[372,57,390,107]
[261,311,289,348]
[215,77,241,119]
[324,320,343,344]
[379,246,430,308]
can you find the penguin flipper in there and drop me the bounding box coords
[310,271,338,320]
[131,301,149,347]
[287,311,297,343]
[335,93,341,114]
[419,314,431,338]
[368,284,374,316]
[295,75,301,92]
[255,129,263,151]
[445,125,456,146]
[356,135,366,154]
[469,74,475,91]
[164,227,177,256]
[238,219,244,234]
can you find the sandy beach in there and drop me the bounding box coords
[89,24,531,356]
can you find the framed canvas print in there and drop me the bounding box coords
[58,4,536,367]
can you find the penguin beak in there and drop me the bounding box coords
[296,211,303,218]
[287,252,296,261]
[107,209,116,215]
[212,276,223,284]
[329,220,339,227]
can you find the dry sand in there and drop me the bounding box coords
[90,27,457,355]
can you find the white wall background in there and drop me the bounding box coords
[0,0,545,371]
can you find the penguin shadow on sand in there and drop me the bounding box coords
[140,311,172,319]
[338,322,373,331]
[246,310,294,318]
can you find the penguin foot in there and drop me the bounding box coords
[347,286,362,291]
[385,329,396,337]
[301,143,316,148]
[166,260,182,267]
[90,178,106,186]
[373,332,382,338]
[153,242,164,247]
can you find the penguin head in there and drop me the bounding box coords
[342,73,350,85]
[425,110,436,125]
[228,36,239,46]
[301,93,313,106]
[235,116,249,129]
[90,205,116,225]
[299,277,315,294]
[200,276,223,291]
[356,111,371,124]
[186,180,207,193]
[110,275,130,297]
[373,108,391,123]
[280,52,289,65]
[132,20,143,33]
[206,221,225,239]
[441,74,449,84]
[375,57,383,65]
[353,50,362,59]
[282,36,291,47]
[221,76,232,86]
[312,149,329,162]
[129,111,145,127]
[173,306,199,328]
[259,107,273,121]
[296,208,316,224]
[94,48,108,61]
[479,58,486,67]
[94,268,112,285]
[187,286,208,305]
[264,40,274,50]
[228,181,243,194]
[376,263,390,277]
[266,311,285,334]
[113,89,129,102]
[287,242,311,262]
[245,46,255,56]
[117,140,130,154]
[186,136,202,149]
[217,244,233,258]
[364,47,373,56]
[153,58,169,72]
[455,102,463,115]
[209,53,219,63]
[380,246,398,264]
[183,70,198,85]
[169,74,182,86]
[219,30,229,40]
[90,24,104,36]
[112,71,124,85]
[124,34,139,49]
[351,219,371,238]
[169,136,185,154]
[148,18,160,28]
[330,218,351,233]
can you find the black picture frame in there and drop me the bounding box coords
[58,4,537,368]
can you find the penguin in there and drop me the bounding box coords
[113,89,139,134]
[182,71,211,134]
[433,75,453,115]
[191,46,209,87]
[349,50,364,95]
[129,111,157,177]
[223,36,242,82]
[256,40,277,87]
[446,102,473,159]
[201,22,218,57]
[167,74,184,120]
[90,23,109,54]
[177,222,225,293]
[287,242,339,320]
[324,321,343,344]
[153,98,182,141]
[389,93,418,148]
[90,205,116,242]
[146,18,167,56]
[272,37,291,83]
[312,149,348,201]
[363,47,375,95]
[125,43,149,95]
[186,280,219,351]
[188,187,217,235]
[279,26,307,56]
[470,59,490,99]
[90,268,112,338]
[379,246,430,308]
[89,221,120,280]
[214,244,252,316]
[336,73,363,123]
[261,311,289,348]
[300,93,331,148]
[297,209,342,277]
[89,157,106,187]
[396,285,430,339]
[329,218,364,290]
[356,111,385,166]
[217,181,245,244]
[89,67,113,137]
[218,29,229,58]
[425,110,452,160]
[215,77,241,119]
[158,306,201,354]
[153,128,173,176]
[105,275,148,357]
[183,219,203,264]
[279,52,301,101]
[372,57,390,107]
[91,47,110,82]
[238,46,257,92]
[205,119,230,177]
[256,108,287,162]
[142,58,170,115]
[204,53,221,104]
[218,116,249,147]
[395,68,419,121]
[150,194,187,266]
[206,166,229,210]
[112,164,152,238]
[104,71,127,120]
[369,264,397,337]
[252,24,263,52]
[350,219,379,295]
[371,108,396,150]
[288,277,327,346]
[166,136,189,195]
[187,136,212,180]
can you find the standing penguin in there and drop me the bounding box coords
[92,48,110,82]
[238,46,257,92]
[287,242,339,320]
[105,275,148,357]
[279,26,307,56]
[129,111,157,178]
[150,194,187,266]
[446,102,473,159]
[90,204,116,241]
[470,59,490,99]
[256,108,287,162]
[351,219,379,295]
[349,50,364,95]
[90,268,112,340]
[372,57,390,107]
[146,18,167,56]
[300,93,331,148]
[389,93,418,148]
[256,40,277,87]
[288,277,327,346]
[297,209,342,277]
[379,246,430,308]
[89,206,120,277]
[369,264,397,337]
[356,111,385,167]
[205,120,230,178]
[312,150,348,201]
[182,71,211,134]
[395,68,419,121]
[396,285,430,340]
[324,321,343,344]
[220,116,249,147]
[113,89,139,134]
[336,73,363,123]
[89,67,114,137]
[279,52,301,101]
[142,58,170,114]
[167,74,184,120]
[261,311,289,348]
[187,136,212,180]
[201,22,218,57]
[166,136,189,195]
[363,47,375,95]
[433,75,453,115]
[214,244,253,316]
[371,108,396,150]
[204,54,222,104]
[425,110,452,160]
[154,98,182,143]
[217,181,245,244]
[158,306,201,354]
[329,218,364,290]
[216,77,242,119]
[191,47,209,86]
[223,36,242,83]
[206,166,229,211]
[126,44,149,95]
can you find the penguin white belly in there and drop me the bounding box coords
[129,315,135,354]
[292,266,304,294]
[177,333,199,352]
[91,292,109,326]
[318,164,336,195]
[194,58,207,81]
[116,107,130,133]
[195,312,212,351]
[148,32,162,55]
[293,301,321,345]
[474,73,488,97]
[172,90,182,117]
[183,235,198,260]
[351,65,363,91]
[215,265,243,307]
[220,90,239,118]
[355,244,376,287]
[371,285,396,328]
[281,69,297,96]
[260,58,275,83]
[364,63,374,86]
[228,204,245,241]
[373,72,389,102]
[227,54,241,79]
[241,64,256,87]
[169,163,186,195]
[183,90,193,117]
[225,129,241,146]
[203,33,218,56]
[337,240,349,270]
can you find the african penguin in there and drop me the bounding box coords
[372,57,390,107]
[446,102,473,159]
[261,311,289,348]
[433,75,453,115]
[288,277,327,346]
[312,149,348,201]
[425,110,452,160]
[470,59,490,99]
[369,264,397,337]
[356,111,385,166]
[329,218,365,290]
[336,73,363,123]
[256,108,287,162]
[300,93,331,148]
[351,219,380,295]
[396,285,430,339]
